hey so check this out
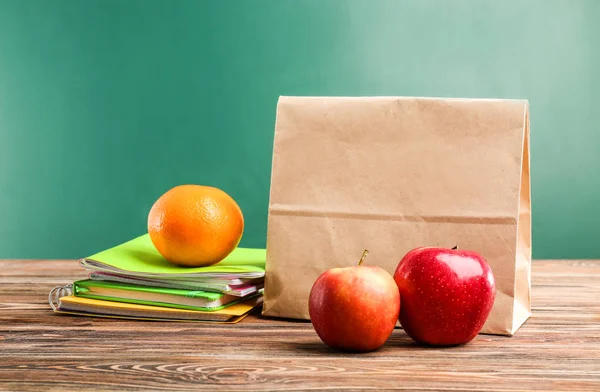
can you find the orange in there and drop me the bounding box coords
[147,184,244,267]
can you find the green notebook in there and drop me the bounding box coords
[73,279,260,311]
[80,234,266,279]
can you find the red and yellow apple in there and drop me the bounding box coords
[308,251,400,352]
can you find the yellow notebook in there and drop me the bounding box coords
[51,293,262,323]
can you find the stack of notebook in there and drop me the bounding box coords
[49,234,266,323]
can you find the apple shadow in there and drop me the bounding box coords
[291,329,467,355]
[291,330,420,356]
[389,328,468,350]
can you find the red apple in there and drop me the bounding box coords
[309,251,400,352]
[393,246,495,346]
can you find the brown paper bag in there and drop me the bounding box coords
[263,96,531,336]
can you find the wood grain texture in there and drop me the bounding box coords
[1,260,599,391]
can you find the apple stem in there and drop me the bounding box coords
[358,249,369,266]
[452,245,458,250]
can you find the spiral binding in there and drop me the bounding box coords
[48,284,73,311]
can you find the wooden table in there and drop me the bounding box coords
[1,260,599,391]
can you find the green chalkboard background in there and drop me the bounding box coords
[0,0,598,259]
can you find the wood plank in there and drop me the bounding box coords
[1,260,599,391]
